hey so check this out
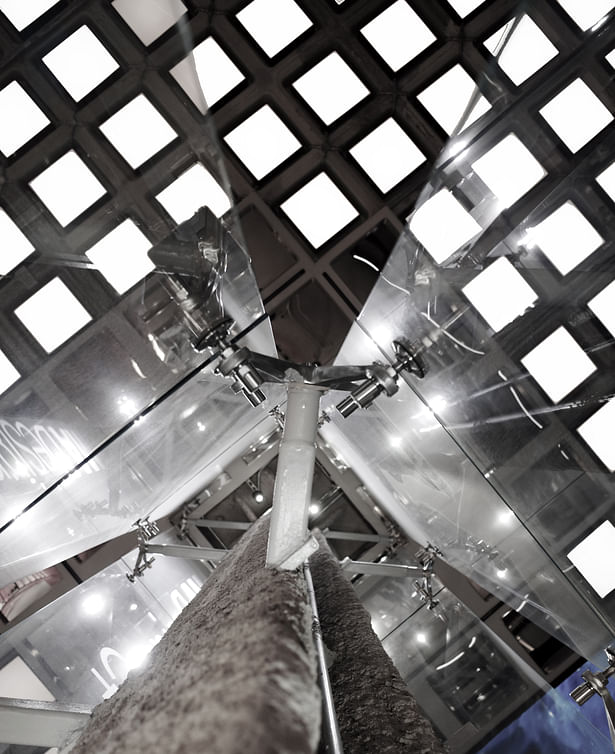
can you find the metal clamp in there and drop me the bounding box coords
[126,518,160,582]
[571,647,615,751]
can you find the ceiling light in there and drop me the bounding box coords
[111,0,186,46]
[349,118,425,192]
[224,105,301,180]
[568,521,615,598]
[446,0,485,17]
[577,398,615,471]
[309,503,321,516]
[15,277,91,352]
[484,15,558,86]
[171,37,244,113]
[470,133,546,208]
[293,52,369,126]
[85,220,154,294]
[155,163,231,223]
[100,94,177,169]
[409,190,481,263]
[417,64,490,135]
[0,350,20,395]
[237,0,312,58]
[281,173,358,248]
[521,327,596,403]
[361,1,436,72]
[461,256,538,332]
[555,0,615,30]
[588,280,615,336]
[0,81,49,157]
[526,202,603,275]
[0,208,35,275]
[42,26,119,102]
[0,0,61,30]
[29,150,106,226]
[539,79,613,153]
[253,490,265,504]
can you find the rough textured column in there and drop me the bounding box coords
[309,532,448,754]
[66,518,321,754]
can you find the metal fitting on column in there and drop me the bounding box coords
[336,338,426,418]
[571,646,615,751]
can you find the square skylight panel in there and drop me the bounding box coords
[446,0,485,17]
[417,64,490,135]
[224,105,300,180]
[555,0,615,31]
[484,15,558,86]
[42,26,119,102]
[578,398,615,472]
[86,220,154,294]
[0,350,19,395]
[588,280,615,336]
[596,161,615,202]
[171,37,244,113]
[361,1,436,72]
[462,256,538,332]
[237,0,312,58]
[0,0,60,30]
[350,118,425,192]
[521,327,596,403]
[30,150,106,226]
[410,190,481,264]
[156,163,231,224]
[527,202,603,275]
[281,173,358,248]
[539,79,613,153]
[100,94,177,169]
[112,0,186,46]
[15,277,91,352]
[568,521,615,598]
[293,52,369,126]
[607,49,615,68]
[0,82,49,157]
[470,133,545,208]
[0,209,35,275]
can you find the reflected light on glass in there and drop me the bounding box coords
[497,510,515,525]
[309,503,321,516]
[415,632,428,644]
[389,436,402,448]
[197,421,206,432]
[124,644,151,670]
[117,396,137,417]
[82,593,106,616]
[461,256,538,332]
[470,133,546,208]
[435,651,465,670]
[568,520,615,598]
[496,568,508,579]
[409,189,481,264]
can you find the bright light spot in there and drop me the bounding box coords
[171,37,244,113]
[428,395,447,413]
[124,644,150,670]
[350,117,425,192]
[293,52,369,126]
[117,396,137,417]
[15,277,91,352]
[361,1,435,72]
[253,490,265,503]
[389,436,402,448]
[462,256,538,332]
[497,510,515,525]
[521,327,596,403]
[42,25,119,102]
[309,503,321,516]
[496,568,507,579]
[237,0,312,58]
[181,405,198,419]
[30,150,106,227]
[471,133,546,208]
[416,632,428,644]
[539,79,613,153]
[409,190,481,263]
[82,593,106,616]
[196,421,206,432]
[224,104,300,180]
[525,202,603,276]
[577,398,615,472]
[417,64,489,135]
[484,15,558,86]
[568,521,615,597]
[281,172,358,248]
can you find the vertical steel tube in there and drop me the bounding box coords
[304,562,344,754]
[266,381,322,569]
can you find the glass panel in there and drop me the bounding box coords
[326,6,615,659]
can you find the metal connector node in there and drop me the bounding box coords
[571,646,615,751]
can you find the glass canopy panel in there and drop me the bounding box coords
[327,8,615,660]
[0,3,275,577]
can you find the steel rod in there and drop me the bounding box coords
[304,562,344,754]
